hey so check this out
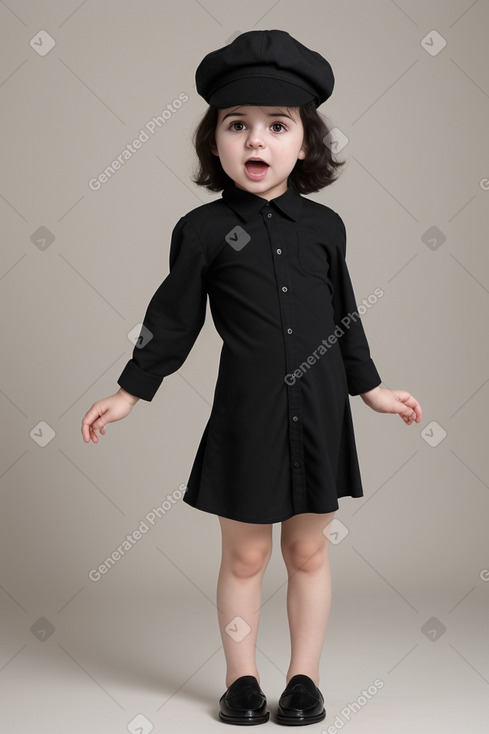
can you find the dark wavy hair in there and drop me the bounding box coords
[191,102,345,194]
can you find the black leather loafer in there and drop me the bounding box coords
[276,674,326,726]
[219,674,270,725]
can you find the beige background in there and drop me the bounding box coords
[1,1,488,732]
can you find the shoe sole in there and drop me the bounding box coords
[275,709,326,726]
[219,711,270,725]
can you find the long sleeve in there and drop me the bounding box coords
[117,216,208,401]
[329,213,382,396]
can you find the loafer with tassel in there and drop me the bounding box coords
[219,674,270,725]
[276,674,326,726]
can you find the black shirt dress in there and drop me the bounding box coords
[117,182,382,524]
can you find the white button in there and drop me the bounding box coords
[287,328,293,334]
[282,286,288,292]
[276,249,282,255]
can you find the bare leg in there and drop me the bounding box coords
[280,511,335,687]
[217,516,273,689]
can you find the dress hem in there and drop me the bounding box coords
[182,495,362,524]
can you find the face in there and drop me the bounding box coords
[211,105,307,200]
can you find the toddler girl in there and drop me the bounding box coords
[82,29,422,726]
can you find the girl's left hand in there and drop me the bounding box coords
[359,385,422,425]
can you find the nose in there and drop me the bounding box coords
[246,126,265,149]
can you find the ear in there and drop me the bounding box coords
[210,138,219,157]
[297,142,307,160]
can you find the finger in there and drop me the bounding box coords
[411,405,421,423]
[83,406,101,423]
[95,422,108,438]
[397,404,417,423]
[392,391,411,405]
[90,423,101,442]
[82,420,96,443]
[82,407,103,441]
[413,400,422,422]
[401,396,422,423]
[393,392,422,423]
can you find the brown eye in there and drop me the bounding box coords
[230,121,245,131]
[271,123,286,133]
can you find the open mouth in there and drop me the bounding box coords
[245,160,269,179]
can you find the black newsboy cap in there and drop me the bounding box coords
[195,29,334,109]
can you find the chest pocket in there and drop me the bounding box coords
[296,231,334,297]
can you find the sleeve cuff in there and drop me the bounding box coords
[346,360,382,396]
[117,360,164,402]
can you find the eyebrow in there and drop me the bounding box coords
[220,110,297,122]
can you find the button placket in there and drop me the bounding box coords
[262,206,306,512]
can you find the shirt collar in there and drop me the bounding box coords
[222,182,303,222]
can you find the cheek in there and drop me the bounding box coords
[280,142,304,162]
[216,135,235,158]
[277,133,303,153]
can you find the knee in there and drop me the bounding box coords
[227,545,272,579]
[281,540,327,573]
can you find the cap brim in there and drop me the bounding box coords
[209,76,318,108]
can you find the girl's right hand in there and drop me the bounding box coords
[81,388,139,444]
